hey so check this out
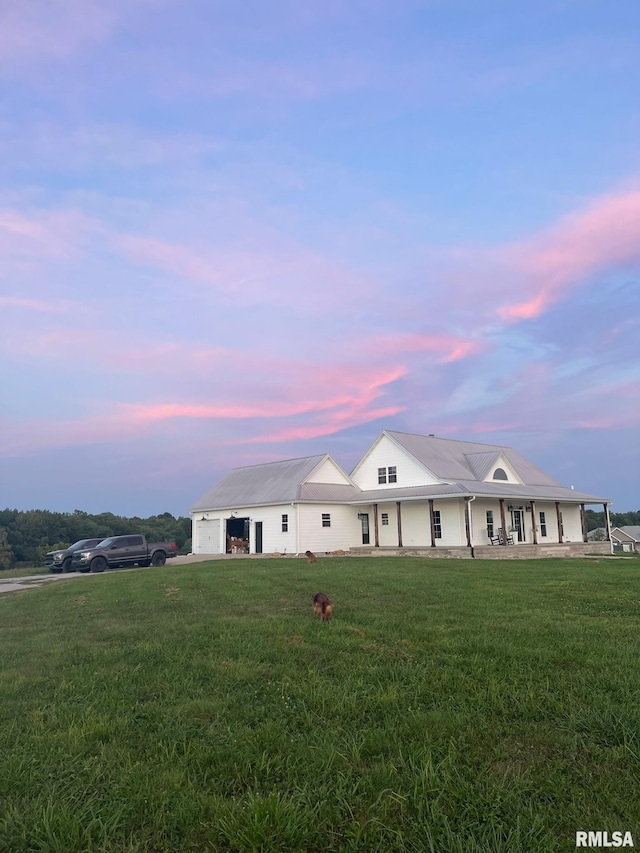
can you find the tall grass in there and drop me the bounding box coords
[0,556,638,852]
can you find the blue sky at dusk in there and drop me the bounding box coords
[1,0,639,517]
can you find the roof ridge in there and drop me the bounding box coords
[386,429,512,450]
[225,453,328,472]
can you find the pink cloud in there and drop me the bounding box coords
[116,231,374,310]
[0,205,97,263]
[0,360,407,457]
[364,332,483,363]
[498,189,640,322]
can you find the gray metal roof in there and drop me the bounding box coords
[452,480,608,503]
[383,430,562,487]
[350,481,607,505]
[190,454,330,511]
[190,430,610,513]
[299,482,362,502]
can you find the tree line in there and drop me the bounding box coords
[0,508,192,570]
[585,509,640,532]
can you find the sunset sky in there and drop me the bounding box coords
[1,0,639,517]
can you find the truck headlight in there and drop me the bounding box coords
[79,551,91,559]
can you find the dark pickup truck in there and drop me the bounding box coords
[46,539,105,573]
[70,534,177,573]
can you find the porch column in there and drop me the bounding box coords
[580,503,588,543]
[396,502,403,547]
[499,499,507,545]
[464,498,472,548]
[530,500,538,544]
[555,501,563,543]
[373,503,380,548]
[604,503,612,542]
[428,499,436,547]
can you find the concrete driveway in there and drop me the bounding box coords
[0,555,218,596]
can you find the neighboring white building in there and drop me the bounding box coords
[189,430,613,557]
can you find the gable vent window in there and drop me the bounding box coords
[378,466,398,484]
[493,468,508,481]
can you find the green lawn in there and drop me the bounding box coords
[0,556,638,852]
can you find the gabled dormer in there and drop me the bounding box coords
[350,431,441,490]
[464,451,523,485]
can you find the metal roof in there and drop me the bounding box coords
[383,430,562,487]
[190,431,610,512]
[190,454,330,511]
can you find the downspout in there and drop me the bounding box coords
[292,502,299,556]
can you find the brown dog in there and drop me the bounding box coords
[313,592,332,621]
[305,550,317,564]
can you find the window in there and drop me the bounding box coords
[486,510,494,538]
[378,466,397,484]
[433,510,442,539]
[322,513,331,528]
[281,514,288,533]
[381,512,389,526]
[540,512,547,537]
[493,468,508,481]
[388,466,397,483]
[378,467,386,484]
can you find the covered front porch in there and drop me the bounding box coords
[350,495,613,553]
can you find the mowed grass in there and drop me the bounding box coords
[0,557,639,853]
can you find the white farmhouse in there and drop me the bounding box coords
[190,430,613,558]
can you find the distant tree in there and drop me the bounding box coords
[0,508,192,570]
[0,528,13,571]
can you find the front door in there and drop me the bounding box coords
[359,513,370,545]
[255,522,263,554]
[512,509,524,542]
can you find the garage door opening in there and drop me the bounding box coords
[226,517,250,554]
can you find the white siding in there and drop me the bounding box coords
[351,433,439,490]
[249,505,298,554]
[374,502,401,547]
[298,503,360,552]
[305,456,352,485]
[398,500,464,547]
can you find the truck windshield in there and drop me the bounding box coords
[96,538,114,548]
[71,540,97,550]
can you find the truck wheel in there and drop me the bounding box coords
[91,556,107,573]
[151,552,166,566]
[62,557,73,573]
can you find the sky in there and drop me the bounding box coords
[1,0,639,518]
